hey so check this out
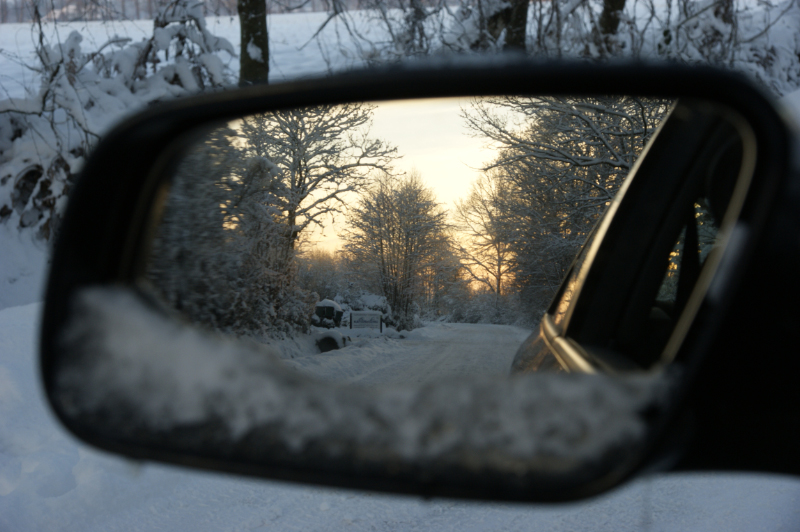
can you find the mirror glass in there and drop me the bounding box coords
[54,94,754,493]
[141,96,674,385]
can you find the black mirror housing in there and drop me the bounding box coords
[40,60,800,501]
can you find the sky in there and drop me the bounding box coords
[305,97,498,251]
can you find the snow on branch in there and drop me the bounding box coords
[0,0,235,240]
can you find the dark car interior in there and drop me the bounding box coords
[557,106,748,371]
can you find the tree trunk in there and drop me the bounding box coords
[503,0,528,51]
[496,249,502,297]
[287,210,297,249]
[484,0,528,52]
[238,0,269,85]
[599,0,625,35]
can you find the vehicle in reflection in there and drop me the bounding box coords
[312,299,344,328]
[512,104,748,375]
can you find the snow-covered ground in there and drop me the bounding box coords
[286,323,531,385]
[0,224,48,310]
[2,302,800,531]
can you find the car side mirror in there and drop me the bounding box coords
[40,61,799,502]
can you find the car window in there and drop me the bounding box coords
[656,202,720,310]
[550,227,597,328]
[555,108,746,371]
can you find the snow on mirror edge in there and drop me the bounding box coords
[56,287,673,477]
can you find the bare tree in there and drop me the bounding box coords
[416,227,467,318]
[238,103,398,251]
[462,96,669,227]
[453,170,514,303]
[342,171,449,329]
[462,95,671,313]
[296,248,344,300]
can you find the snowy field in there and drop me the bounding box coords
[2,303,800,531]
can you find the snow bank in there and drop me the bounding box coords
[316,298,342,310]
[314,328,346,352]
[0,224,48,311]
[346,326,403,339]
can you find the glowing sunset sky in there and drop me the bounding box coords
[306,97,498,251]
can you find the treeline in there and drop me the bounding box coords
[2,0,796,250]
[340,171,464,330]
[0,0,337,23]
[456,96,671,313]
[298,96,671,331]
[146,96,669,337]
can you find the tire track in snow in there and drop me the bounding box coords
[342,323,532,386]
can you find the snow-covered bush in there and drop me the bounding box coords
[451,290,525,325]
[636,0,800,96]
[0,0,234,241]
[319,0,800,96]
[145,124,317,338]
[443,0,526,52]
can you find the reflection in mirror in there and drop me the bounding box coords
[142,96,673,385]
[53,93,756,493]
[536,102,751,374]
